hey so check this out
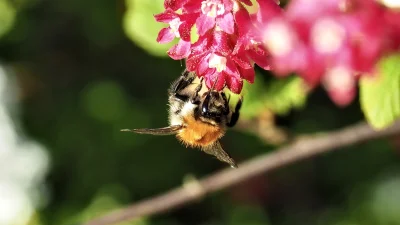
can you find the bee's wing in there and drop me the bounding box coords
[121,125,182,136]
[202,141,238,168]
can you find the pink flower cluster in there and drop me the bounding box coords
[261,0,400,106]
[155,0,280,93]
[155,0,400,106]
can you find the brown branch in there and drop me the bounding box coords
[85,121,400,225]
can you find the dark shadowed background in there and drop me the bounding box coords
[0,0,400,225]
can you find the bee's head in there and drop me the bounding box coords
[198,91,229,124]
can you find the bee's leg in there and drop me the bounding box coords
[170,69,195,93]
[226,96,243,127]
[190,77,203,104]
[169,69,196,101]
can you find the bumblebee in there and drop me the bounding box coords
[121,69,242,168]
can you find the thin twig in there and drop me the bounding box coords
[85,121,400,225]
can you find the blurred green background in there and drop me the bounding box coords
[0,0,400,225]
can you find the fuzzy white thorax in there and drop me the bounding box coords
[169,102,197,126]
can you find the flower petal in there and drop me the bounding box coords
[197,53,214,76]
[196,14,216,36]
[238,66,255,83]
[326,87,356,107]
[217,13,235,34]
[164,0,187,11]
[168,40,191,59]
[247,49,271,70]
[232,55,252,69]
[186,51,208,71]
[205,72,226,91]
[191,32,213,54]
[177,13,198,42]
[211,31,233,55]
[157,27,175,43]
[323,66,356,107]
[232,36,246,55]
[225,57,240,78]
[234,7,252,35]
[256,0,283,24]
[182,0,202,12]
[226,72,243,94]
[178,22,192,41]
[222,0,234,11]
[154,9,177,23]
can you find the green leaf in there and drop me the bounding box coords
[265,75,307,114]
[360,54,400,130]
[123,0,176,57]
[0,0,16,39]
[240,74,308,119]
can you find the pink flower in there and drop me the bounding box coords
[155,0,400,107]
[233,6,274,71]
[164,0,188,11]
[260,0,400,105]
[323,67,357,106]
[155,9,198,59]
[196,0,234,35]
[186,31,247,93]
[155,0,280,94]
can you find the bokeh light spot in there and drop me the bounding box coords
[82,81,129,123]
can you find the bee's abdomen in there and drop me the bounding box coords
[177,116,225,148]
[177,129,222,147]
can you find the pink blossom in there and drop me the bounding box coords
[155,0,280,93]
[155,0,400,107]
[186,31,247,93]
[154,9,198,59]
[261,0,400,105]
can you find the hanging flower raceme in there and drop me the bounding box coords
[154,0,281,93]
[155,0,400,106]
[259,0,400,106]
